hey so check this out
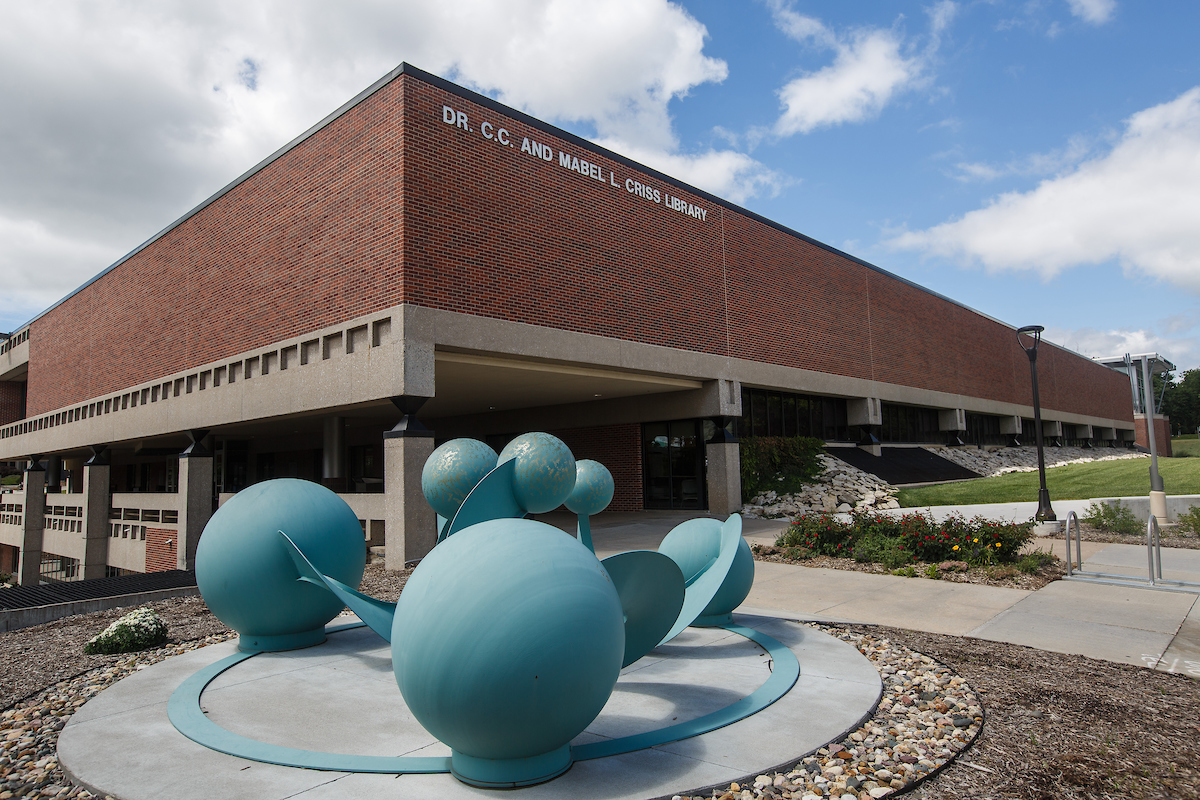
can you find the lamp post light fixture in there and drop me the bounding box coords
[1017,325,1056,523]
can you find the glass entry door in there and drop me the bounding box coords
[642,420,706,510]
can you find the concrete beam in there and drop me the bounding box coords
[938,408,966,432]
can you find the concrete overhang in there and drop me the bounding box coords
[422,351,703,419]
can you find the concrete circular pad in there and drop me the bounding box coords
[59,613,882,800]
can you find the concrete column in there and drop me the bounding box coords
[938,408,966,446]
[18,464,45,586]
[999,415,1022,447]
[848,398,882,456]
[80,456,111,580]
[45,455,62,494]
[322,416,347,493]
[384,397,435,570]
[178,432,213,571]
[705,419,741,517]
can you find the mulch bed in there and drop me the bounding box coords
[751,548,1066,591]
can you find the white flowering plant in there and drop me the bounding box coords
[84,607,168,655]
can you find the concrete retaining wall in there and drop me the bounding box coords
[0,585,199,633]
[1091,495,1200,523]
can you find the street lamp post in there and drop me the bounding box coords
[1017,325,1056,523]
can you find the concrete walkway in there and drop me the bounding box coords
[538,507,1200,679]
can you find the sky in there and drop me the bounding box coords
[2,0,1199,373]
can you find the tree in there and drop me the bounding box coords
[1162,369,1200,435]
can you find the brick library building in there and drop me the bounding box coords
[0,64,1134,586]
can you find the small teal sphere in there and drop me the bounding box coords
[497,432,576,514]
[564,460,614,516]
[196,479,365,651]
[658,517,754,617]
[422,439,498,519]
[392,518,624,761]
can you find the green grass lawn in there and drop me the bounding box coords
[898,455,1200,507]
[1172,436,1200,457]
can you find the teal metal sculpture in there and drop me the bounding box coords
[421,438,498,540]
[194,479,365,652]
[564,459,614,553]
[181,432,778,788]
[392,517,625,787]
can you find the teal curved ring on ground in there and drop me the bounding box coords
[599,550,686,667]
[167,622,799,776]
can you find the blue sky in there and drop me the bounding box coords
[1,0,1198,371]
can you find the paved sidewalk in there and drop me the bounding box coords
[542,507,1200,679]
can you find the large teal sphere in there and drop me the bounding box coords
[658,517,754,617]
[563,460,614,516]
[392,518,624,762]
[422,438,498,519]
[497,433,576,514]
[195,479,366,651]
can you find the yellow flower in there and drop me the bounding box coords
[952,545,960,551]
[995,543,1001,548]
[973,538,979,543]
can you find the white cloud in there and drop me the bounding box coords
[890,87,1200,294]
[1065,0,1116,25]
[951,135,1093,182]
[0,0,772,327]
[1045,326,1199,373]
[767,2,954,137]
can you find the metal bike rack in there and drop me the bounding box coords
[1063,510,1200,594]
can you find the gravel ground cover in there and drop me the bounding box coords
[2,565,1198,799]
[1050,522,1200,550]
[693,626,1200,800]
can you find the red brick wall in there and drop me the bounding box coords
[0,383,22,426]
[22,67,1132,429]
[549,424,642,512]
[1134,416,1172,457]
[145,527,177,572]
[402,77,1131,423]
[0,544,16,576]
[25,79,410,416]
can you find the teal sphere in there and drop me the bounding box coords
[497,432,576,514]
[422,438,498,519]
[392,518,624,761]
[196,479,365,651]
[564,460,614,516]
[658,517,754,617]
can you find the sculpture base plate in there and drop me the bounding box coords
[237,628,326,653]
[451,745,572,788]
[59,613,883,800]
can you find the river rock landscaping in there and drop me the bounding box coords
[742,446,1149,521]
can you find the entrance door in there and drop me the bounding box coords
[642,420,706,510]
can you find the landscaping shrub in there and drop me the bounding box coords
[1176,506,1200,536]
[740,436,824,503]
[0,474,21,486]
[775,510,1033,569]
[84,607,168,655]
[1081,501,1143,535]
[1017,551,1057,574]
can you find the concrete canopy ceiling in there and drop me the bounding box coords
[420,351,703,420]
